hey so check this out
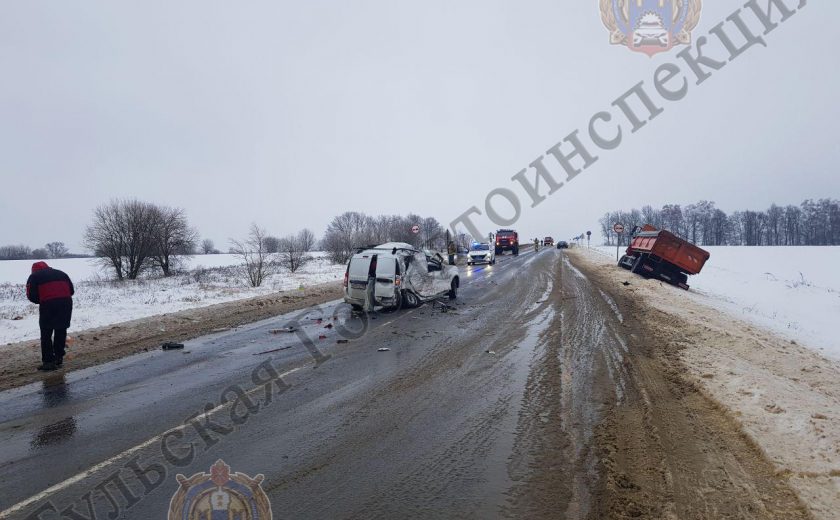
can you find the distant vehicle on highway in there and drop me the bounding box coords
[467,242,496,266]
[344,242,459,310]
[556,241,569,249]
[544,237,554,247]
[495,229,519,256]
[618,225,710,289]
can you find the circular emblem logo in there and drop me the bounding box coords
[600,0,703,57]
[168,460,272,520]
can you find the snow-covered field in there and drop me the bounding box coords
[0,254,344,345]
[589,245,840,359]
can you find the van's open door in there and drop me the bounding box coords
[347,253,375,300]
[374,257,398,299]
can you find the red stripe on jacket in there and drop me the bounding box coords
[38,280,73,302]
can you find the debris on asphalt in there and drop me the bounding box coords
[254,345,293,355]
[211,327,230,333]
[622,281,631,286]
[11,316,23,321]
[161,342,185,350]
[337,339,349,344]
[270,327,297,334]
[432,300,454,313]
[324,323,334,329]
[377,347,390,352]
[319,334,327,340]
[485,350,496,355]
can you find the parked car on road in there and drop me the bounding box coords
[544,237,554,247]
[556,241,569,249]
[344,242,460,311]
[467,242,496,265]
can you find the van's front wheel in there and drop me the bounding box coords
[448,279,459,300]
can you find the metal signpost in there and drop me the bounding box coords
[586,230,591,249]
[613,222,625,261]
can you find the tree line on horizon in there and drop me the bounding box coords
[599,198,840,247]
[0,242,80,261]
[1,199,455,287]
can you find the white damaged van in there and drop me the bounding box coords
[343,242,460,311]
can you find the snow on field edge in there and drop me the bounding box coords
[584,245,840,360]
[0,254,344,345]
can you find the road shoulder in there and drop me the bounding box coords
[0,282,343,392]
[569,247,840,520]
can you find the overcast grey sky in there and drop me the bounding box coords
[1,1,836,251]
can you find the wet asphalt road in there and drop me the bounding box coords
[0,246,629,519]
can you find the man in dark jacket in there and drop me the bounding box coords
[447,241,456,266]
[26,261,74,371]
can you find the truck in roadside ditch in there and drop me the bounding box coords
[618,225,710,290]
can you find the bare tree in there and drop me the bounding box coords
[149,206,198,276]
[201,239,216,254]
[83,199,158,280]
[278,229,315,273]
[45,242,69,258]
[322,211,374,264]
[230,224,275,287]
[419,217,444,250]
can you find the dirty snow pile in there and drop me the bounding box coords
[589,246,840,359]
[0,254,344,345]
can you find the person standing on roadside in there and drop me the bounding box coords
[447,241,456,266]
[26,262,74,371]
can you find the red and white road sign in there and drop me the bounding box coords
[613,223,625,234]
[411,225,420,234]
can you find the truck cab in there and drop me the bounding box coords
[494,229,519,256]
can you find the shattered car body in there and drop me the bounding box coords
[343,242,460,310]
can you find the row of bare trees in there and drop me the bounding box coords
[599,199,840,246]
[0,242,71,260]
[230,225,316,287]
[83,199,198,280]
[321,212,446,264]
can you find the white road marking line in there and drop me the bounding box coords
[0,367,303,519]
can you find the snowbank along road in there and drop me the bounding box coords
[0,247,810,519]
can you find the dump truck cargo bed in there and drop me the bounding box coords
[627,229,710,275]
[618,225,711,289]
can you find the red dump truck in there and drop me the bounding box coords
[618,225,710,290]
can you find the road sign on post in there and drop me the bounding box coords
[411,225,420,234]
[586,230,591,249]
[613,223,625,261]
